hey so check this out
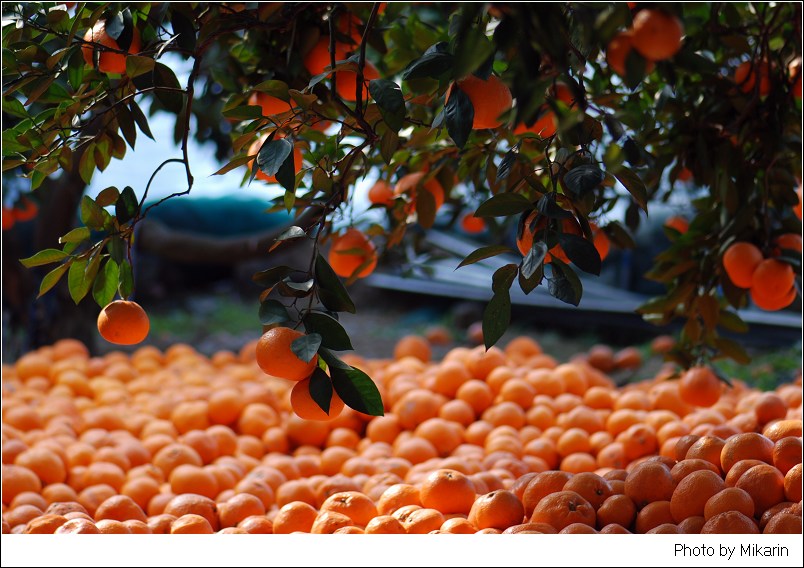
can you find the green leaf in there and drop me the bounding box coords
[317,347,353,371]
[37,262,70,298]
[558,233,601,276]
[118,259,134,299]
[95,186,120,207]
[330,365,384,416]
[80,195,104,230]
[67,257,91,304]
[715,337,751,365]
[521,241,548,280]
[153,62,184,114]
[275,148,297,193]
[171,10,197,52]
[129,101,154,140]
[20,248,70,268]
[718,310,749,334]
[536,195,573,219]
[315,254,357,314]
[483,264,517,349]
[415,184,437,229]
[253,265,295,288]
[308,368,334,414]
[457,245,513,269]
[59,227,91,245]
[78,143,96,185]
[369,79,405,132]
[453,27,496,80]
[304,311,354,351]
[496,147,517,182]
[563,164,604,197]
[401,43,454,81]
[475,193,533,217]
[92,259,119,307]
[277,278,314,298]
[483,290,511,350]
[445,84,473,149]
[125,55,155,79]
[291,333,322,364]
[380,129,399,164]
[115,186,138,224]
[548,260,583,306]
[257,138,292,178]
[273,226,306,246]
[519,260,544,295]
[258,299,291,326]
[612,167,648,212]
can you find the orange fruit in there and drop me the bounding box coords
[419,469,476,515]
[734,463,786,515]
[678,366,722,407]
[722,242,763,288]
[530,490,595,531]
[513,108,557,137]
[335,61,380,102]
[468,489,525,530]
[393,335,432,363]
[701,511,759,534]
[461,213,486,234]
[394,172,446,213]
[751,285,796,311]
[319,491,378,527]
[669,469,725,523]
[303,37,350,76]
[665,215,690,234]
[596,494,637,530]
[170,513,214,534]
[328,228,378,279]
[447,74,512,130]
[290,376,345,421]
[703,487,755,521]
[631,9,684,61]
[624,461,676,509]
[247,134,303,184]
[248,91,293,118]
[734,60,772,95]
[774,233,803,254]
[255,326,319,381]
[97,300,150,345]
[606,30,655,76]
[773,437,802,475]
[368,180,395,206]
[82,19,142,74]
[719,432,774,474]
[751,258,795,301]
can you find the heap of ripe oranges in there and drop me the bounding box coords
[2,333,801,534]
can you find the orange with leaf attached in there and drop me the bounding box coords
[255,326,319,381]
[82,19,142,74]
[328,228,378,279]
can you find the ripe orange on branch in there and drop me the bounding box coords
[722,242,763,288]
[447,74,513,130]
[255,326,319,381]
[290,377,344,421]
[97,300,150,345]
[247,134,303,184]
[606,31,655,77]
[82,19,142,74]
[734,60,772,96]
[631,9,684,62]
[328,228,378,279]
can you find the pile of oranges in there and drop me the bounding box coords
[2,334,801,534]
